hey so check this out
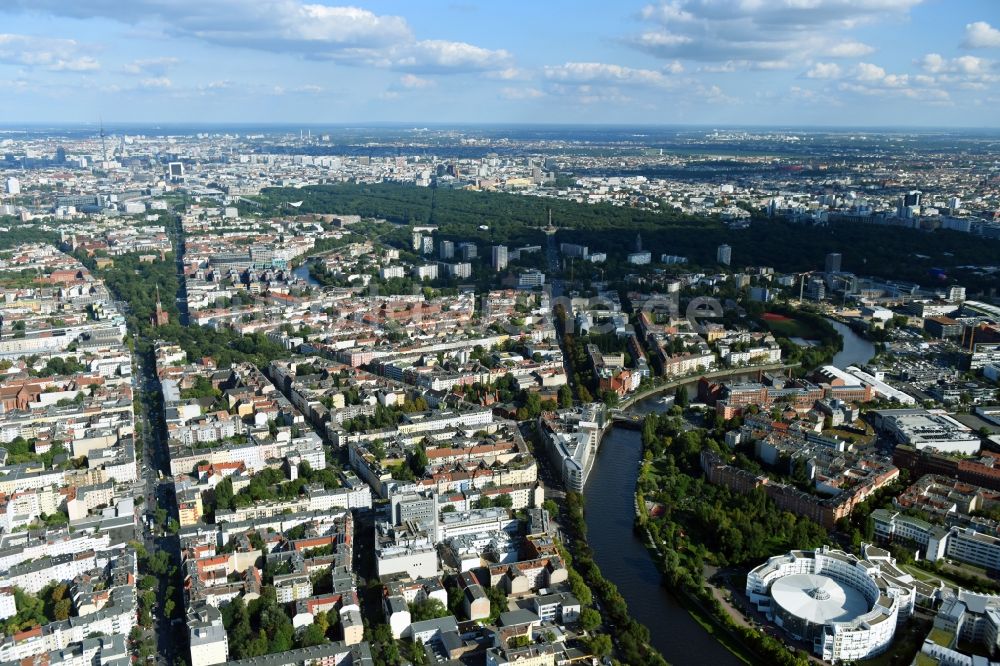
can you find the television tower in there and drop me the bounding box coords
[99,118,108,163]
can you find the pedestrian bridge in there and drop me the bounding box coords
[610,413,645,430]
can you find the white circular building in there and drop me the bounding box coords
[746,546,917,662]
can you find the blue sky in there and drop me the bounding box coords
[1,0,998,126]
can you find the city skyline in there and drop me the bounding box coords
[3,26,1000,665]
[1,0,999,127]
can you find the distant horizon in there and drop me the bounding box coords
[2,121,1000,132]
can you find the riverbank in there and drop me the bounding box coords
[292,261,320,286]
[579,313,877,664]
[611,320,877,664]
[632,412,822,666]
[634,515,757,666]
[826,317,876,369]
[618,361,798,410]
[636,514,818,666]
[561,491,669,666]
[584,425,744,666]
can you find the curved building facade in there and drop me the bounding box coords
[746,546,916,662]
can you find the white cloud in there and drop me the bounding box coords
[553,84,635,106]
[835,58,964,105]
[123,56,178,75]
[383,40,511,73]
[824,41,875,57]
[753,60,791,70]
[292,4,410,45]
[639,0,924,29]
[963,21,1000,49]
[918,53,993,74]
[629,1,920,67]
[543,61,680,87]
[5,1,512,74]
[806,62,842,79]
[700,59,791,71]
[383,73,436,97]
[539,61,734,108]
[138,76,172,89]
[950,55,991,75]
[880,73,910,87]
[854,62,886,81]
[9,1,413,51]
[0,78,30,92]
[488,67,525,80]
[640,2,695,24]
[397,74,433,89]
[0,33,100,71]
[49,57,100,71]
[697,83,734,104]
[918,53,947,73]
[789,85,813,98]
[270,83,324,95]
[700,61,737,73]
[499,86,544,100]
[197,80,233,91]
[633,31,694,50]
[839,80,950,103]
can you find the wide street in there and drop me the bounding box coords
[134,347,181,666]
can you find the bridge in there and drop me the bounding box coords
[611,414,645,430]
[615,361,799,412]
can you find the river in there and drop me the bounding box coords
[293,261,320,286]
[584,402,743,666]
[581,319,876,665]
[827,318,876,369]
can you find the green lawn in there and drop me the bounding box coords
[822,427,875,446]
[669,585,755,666]
[902,560,1000,594]
[900,563,967,591]
[760,315,824,340]
[927,628,954,647]
[943,561,992,581]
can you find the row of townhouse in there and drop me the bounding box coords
[0,547,137,663]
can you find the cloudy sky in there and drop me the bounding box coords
[1,0,999,126]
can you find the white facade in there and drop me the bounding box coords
[517,270,545,288]
[413,264,438,281]
[0,590,15,620]
[945,528,1000,572]
[380,265,406,279]
[5,552,98,594]
[746,546,915,662]
[491,245,508,271]
[188,604,229,666]
[626,251,651,265]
